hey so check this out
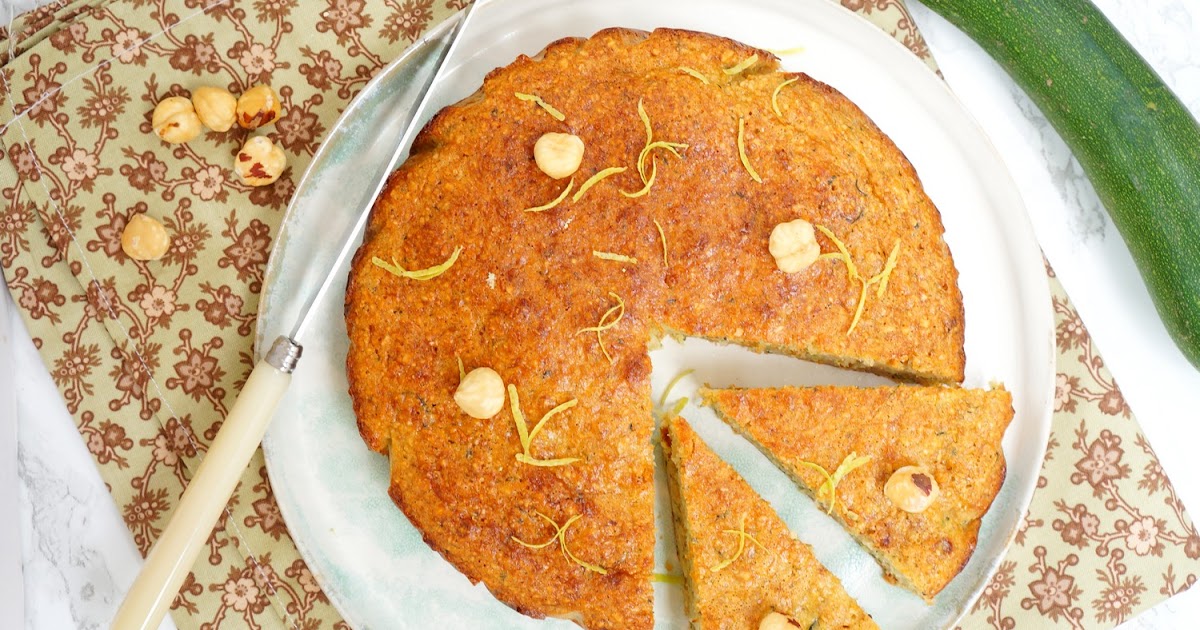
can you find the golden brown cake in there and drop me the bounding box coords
[662,416,877,629]
[344,26,965,626]
[700,385,1014,601]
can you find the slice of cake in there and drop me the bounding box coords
[662,416,877,629]
[700,385,1013,601]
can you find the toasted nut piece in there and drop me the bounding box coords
[151,96,202,144]
[234,136,287,186]
[759,611,803,630]
[534,132,585,179]
[121,214,171,261]
[236,84,282,130]
[191,86,238,132]
[885,465,941,513]
[769,218,820,273]
[454,367,505,419]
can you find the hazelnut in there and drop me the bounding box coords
[759,611,804,630]
[885,465,941,513]
[236,84,282,130]
[533,132,585,179]
[151,96,202,144]
[769,218,820,273]
[235,136,287,186]
[191,86,238,132]
[120,214,171,261]
[454,367,505,419]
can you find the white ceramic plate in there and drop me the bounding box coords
[256,0,1055,627]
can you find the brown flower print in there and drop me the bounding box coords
[1124,516,1166,557]
[318,0,374,44]
[1073,428,1129,492]
[19,277,67,322]
[61,148,101,183]
[8,142,43,181]
[1055,373,1080,413]
[1098,388,1131,417]
[50,22,89,54]
[124,487,171,554]
[1055,301,1088,351]
[119,148,169,193]
[1186,534,1200,560]
[139,285,179,319]
[1054,502,1102,549]
[191,165,229,202]
[299,48,343,91]
[247,497,288,540]
[380,0,433,44]
[220,215,272,287]
[169,33,222,75]
[77,84,129,128]
[247,170,295,210]
[235,41,278,78]
[221,576,262,613]
[20,66,66,124]
[1093,573,1145,625]
[1021,550,1084,624]
[171,347,225,400]
[274,105,324,155]
[109,27,148,65]
[148,416,202,467]
[255,0,298,21]
[85,419,135,467]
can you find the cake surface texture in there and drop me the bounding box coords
[701,385,1014,601]
[344,26,965,626]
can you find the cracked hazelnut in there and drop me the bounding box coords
[151,96,202,144]
[234,136,287,186]
[454,367,505,419]
[769,218,820,273]
[885,465,940,513]
[121,214,171,261]
[191,86,237,132]
[533,132,585,179]
[236,84,281,130]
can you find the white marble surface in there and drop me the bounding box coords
[2,0,1200,628]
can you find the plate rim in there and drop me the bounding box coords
[257,0,1055,627]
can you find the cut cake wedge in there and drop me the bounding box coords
[662,416,877,629]
[700,385,1014,601]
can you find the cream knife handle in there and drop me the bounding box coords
[111,336,301,630]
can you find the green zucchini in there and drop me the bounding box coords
[920,0,1200,369]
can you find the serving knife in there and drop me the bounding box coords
[110,3,481,628]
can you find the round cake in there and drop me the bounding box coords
[344,27,964,628]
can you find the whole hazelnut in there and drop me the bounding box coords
[234,136,287,186]
[236,84,282,130]
[121,214,171,261]
[454,367,505,419]
[191,86,238,132]
[151,96,202,144]
[769,218,820,273]
[533,132,585,179]
[885,465,941,513]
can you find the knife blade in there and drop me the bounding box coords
[0,281,24,630]
[110,3,483,628]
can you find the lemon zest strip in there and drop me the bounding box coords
[508,385,579,466]
[513,512,608,574]
[576,292,625,363]
[573,166,628,202]
[676,66,710,84]
[659,369,695,409]
[874,240,902,298]
[637,141,687,183]
[652,573,684,584]
[456,355,465,381]
[723,54,759,76]
[372,246,463,281]
[623,157,657,198]
[514,92,566,121]
[654,219,669,267]
[638,98,653,146]
[710,514,768,572]
[798,452,873,514]
[524,179,575,212]
[767,45,806,56]
[593,250,639,264]
[737,118,762,183]
[772,77,800,121]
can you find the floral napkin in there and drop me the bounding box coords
[1,0,1196,628]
